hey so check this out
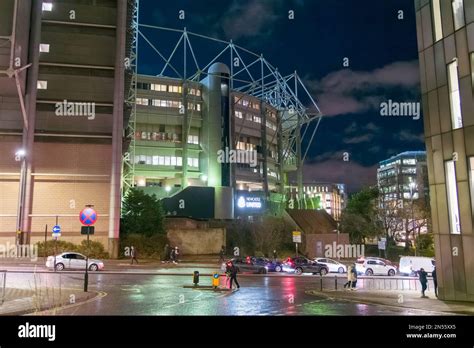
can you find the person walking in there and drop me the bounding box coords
[130,246,138,265]
[162,243,170,263]
[172,246,180,264]
[229,261,240,290]
[350,263,358,290]
[418,268,428,298]
[344,265,353,289]
[219,246,225,263]
[432,266,438,298]
[169,247,176,263]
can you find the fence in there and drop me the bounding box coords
[0,270,6,304]
[320,275,435,292]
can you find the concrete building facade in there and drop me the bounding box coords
[0,0,132,256]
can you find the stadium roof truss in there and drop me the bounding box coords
[122,0,323,197]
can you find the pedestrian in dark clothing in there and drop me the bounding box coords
[162,244,170,263]
[219,246,225,263]
[418,268,428,298]
[170,247,176,263]
[350,263,358,290]
[229,262,240,290]
[172,246,180,264]
[272,249,277,261]
[432,266,438,298]
[130,246,138,264]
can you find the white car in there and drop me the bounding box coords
[46,252,104,271]
[355,258,397,276]
[314,258,347,273]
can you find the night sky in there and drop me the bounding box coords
[138,0,423,192]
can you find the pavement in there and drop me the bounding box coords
[307,288,474,315]
[0,286,97,315]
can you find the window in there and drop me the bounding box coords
[235,111,243,119]
[245,114,253,121]
[188,88,201,96]
[39,44,50,53]
[177,157,182,166]
[242,99,249,107]
[151,84,167,92]
[445,161,461,234]
[168,85,182,93]
[171,157,177,166]
[452,0,465,30]
[187,102,201,111]
[187,158,199,167]
[187,135,199,145]
[37,80,48,89]
[253,116,261,124]
[402,159,416,165]
[136,98,149,105]
[432,0,443,42]
[447,59,463,129]
[42,2,53,11]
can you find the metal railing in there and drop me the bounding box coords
[318,275,435,292]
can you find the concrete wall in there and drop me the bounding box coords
[167,228,225,255]
[305,234,350,259]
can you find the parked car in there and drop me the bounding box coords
[282,257,329,275]
[356,256,398,269]
[221,257,268,274]
[355,258,397,276]
[251,257,283,272]
[399,256,435,276]
[314,258,347,273]
[46,252,104,271]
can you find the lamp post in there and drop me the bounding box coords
[15,149,26,253]
[409,182,416,256]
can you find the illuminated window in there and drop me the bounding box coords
[171,157,177,166]
[445,160,461,234]
[242,99,249,107]
[187,135,199,145]
[151,84,167,92]
[188,88,201,96]
[42,2,53,11]
[187,158,199,167]
[447,59,463,129]
[37,80,48,89]
[235,111,243,119]
[136,98,149,105]
[168,85,182,93]
[432,0,443,42]
[39,44,50,53]
[164,157,171,166]
[253,116,261,124]
[177,157,183,166]
[452,0,465,30]
[187,103,201,111]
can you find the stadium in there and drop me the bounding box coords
[0,0,322,256]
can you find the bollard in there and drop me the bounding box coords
[320,276,323,291]
[193,271,200,286]
[335,275,337,290]
[212,273,220,288]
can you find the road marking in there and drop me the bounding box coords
[28,290,107,315]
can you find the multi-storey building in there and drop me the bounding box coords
[377,151,429,205]
[415,0,474,301]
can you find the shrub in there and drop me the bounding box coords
[119,233,168,259]
[36,240,109,259]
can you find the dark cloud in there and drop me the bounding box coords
[306,60,420,117]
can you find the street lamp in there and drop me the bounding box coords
[15,149,27,250]
[409,181,416,256]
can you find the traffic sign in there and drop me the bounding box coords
[79,207,97,226]
[292,231,301,243]
[52,225,61,233]
[81,226,95,235]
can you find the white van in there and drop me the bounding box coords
[399,256,435,276]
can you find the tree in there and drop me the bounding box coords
[121,188,165,236]
[340,186,382,244]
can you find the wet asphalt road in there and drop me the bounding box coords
[3,271,450,316]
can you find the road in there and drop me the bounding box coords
[2,269,449,316]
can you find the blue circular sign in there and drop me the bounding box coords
[52,225,61,233]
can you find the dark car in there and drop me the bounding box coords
[221,257,268,274]
[251,257,283,272]
[282,256,329,275]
